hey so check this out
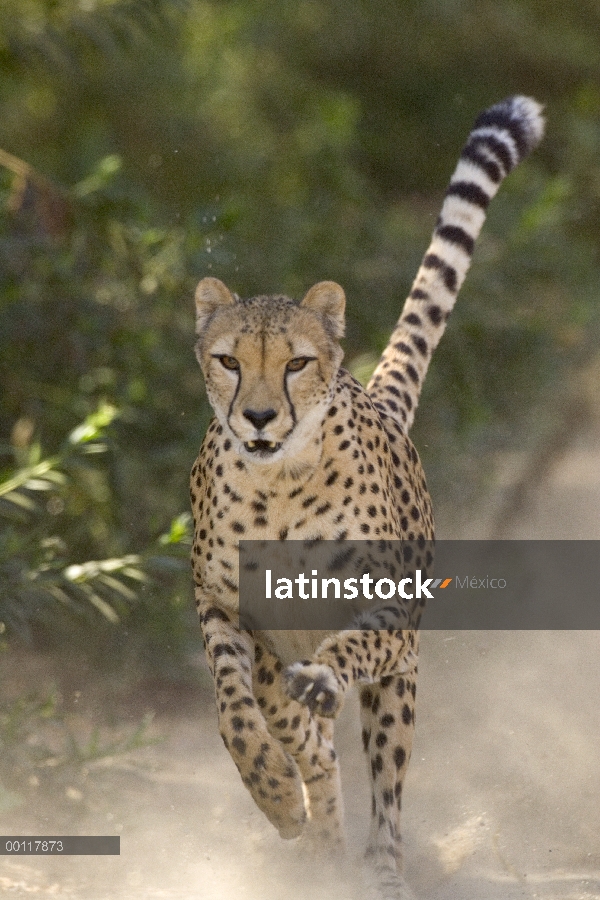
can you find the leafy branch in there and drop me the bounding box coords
[0,404,165,634]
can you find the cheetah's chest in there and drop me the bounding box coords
[190,376,433,661]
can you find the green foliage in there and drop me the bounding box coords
[0,406,191,642]
[0,0,599,660]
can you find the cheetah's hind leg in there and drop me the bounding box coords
[359,674,418,900]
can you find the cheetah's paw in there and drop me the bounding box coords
[284,662,343,718]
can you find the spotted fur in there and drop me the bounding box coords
[190,96,544,898]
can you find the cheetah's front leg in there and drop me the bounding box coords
[284,628,418,718]
[197,595,306,839]
[252,640,346,854]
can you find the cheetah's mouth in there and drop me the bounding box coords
[244,439,282,455]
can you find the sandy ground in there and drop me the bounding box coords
[1,411,599,900]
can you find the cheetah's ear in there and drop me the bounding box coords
[300,281,345,340]
[195,277,236,333]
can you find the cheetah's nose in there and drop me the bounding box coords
[243,408,277,430]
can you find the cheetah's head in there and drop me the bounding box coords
[194,278,345,462]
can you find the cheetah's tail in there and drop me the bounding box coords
[366,95,545,433]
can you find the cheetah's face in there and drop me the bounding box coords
[194,279,345,462]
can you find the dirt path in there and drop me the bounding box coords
[1,411,599,899]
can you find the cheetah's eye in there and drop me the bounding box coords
[216,355,240,371]
[286,357,313,373]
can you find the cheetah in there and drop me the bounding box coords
[190,96,544,897]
